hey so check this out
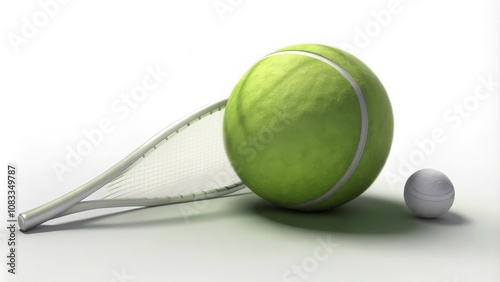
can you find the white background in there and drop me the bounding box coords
[1,0,499,281]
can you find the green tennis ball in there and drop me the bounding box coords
[223,44,393,211]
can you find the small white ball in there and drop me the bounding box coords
[404,169,455,218]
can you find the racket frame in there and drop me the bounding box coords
[18,98,243,231]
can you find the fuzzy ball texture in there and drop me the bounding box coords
[223,44,393,210]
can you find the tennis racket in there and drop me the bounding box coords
[18,99,245,231]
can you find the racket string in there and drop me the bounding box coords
[91,107,240,200]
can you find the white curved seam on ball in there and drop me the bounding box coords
[406,189,455,202]
[262,50,369,209]
[407,186,454,197]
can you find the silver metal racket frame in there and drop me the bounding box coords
[18,98,245,231]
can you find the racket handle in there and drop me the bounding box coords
[18,197,82,231]
[18,177,108,231]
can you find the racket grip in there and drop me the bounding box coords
[18,198,79,231]
[18,181,101,231]
[18,174,114,231]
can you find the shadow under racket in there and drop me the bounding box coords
[22,191,254,234]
